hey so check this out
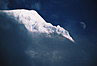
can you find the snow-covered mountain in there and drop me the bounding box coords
[0,9,91,66]
[0,9,74,42]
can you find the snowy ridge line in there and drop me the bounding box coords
[0,9,74,42]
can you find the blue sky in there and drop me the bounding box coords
[0,0,97,66]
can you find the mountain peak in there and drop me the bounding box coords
[0,9,74,42]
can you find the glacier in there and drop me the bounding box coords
[0,9,74,42]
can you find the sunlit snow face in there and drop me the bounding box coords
[0,9,74,42]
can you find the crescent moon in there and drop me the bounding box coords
[80,22,86,29]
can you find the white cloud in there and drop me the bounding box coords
[33,2,41,10]
[0,0,8,9]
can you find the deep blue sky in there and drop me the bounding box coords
[0,0,97,66]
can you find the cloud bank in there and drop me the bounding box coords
[0,0,41,10]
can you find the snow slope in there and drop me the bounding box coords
[0,9,74,42]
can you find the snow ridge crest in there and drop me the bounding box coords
[0,9,74,42]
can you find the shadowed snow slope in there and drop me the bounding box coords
[0,9,74,42]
